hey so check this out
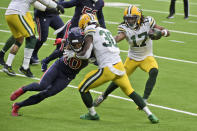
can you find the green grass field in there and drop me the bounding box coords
[0,0,197,131]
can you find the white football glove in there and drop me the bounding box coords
[63,49,76,59]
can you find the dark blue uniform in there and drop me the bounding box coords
[31,1,65,62]
[15,56,88,107]
[59,0,106,28]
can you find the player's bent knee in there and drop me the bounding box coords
[149,68,158,78]
[25,36,37,49]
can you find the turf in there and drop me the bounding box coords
[0,0,197,131]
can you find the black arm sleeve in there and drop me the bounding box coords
[59,0,77,8]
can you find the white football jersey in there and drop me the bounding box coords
[85,25,121,69]
[5,0,36,15]
[118,16,156,61]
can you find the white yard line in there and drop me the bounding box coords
[189,21,197,24]
[155,0,197,5]
[162,21,175,24]
[169,40,185,43]
[0,29,197,65]
[0,70,196,116]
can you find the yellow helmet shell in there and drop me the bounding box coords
[124,5,142,25]
[78,13,98,29]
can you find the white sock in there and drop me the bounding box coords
[88,107,96,116]
[143,106,152,116]
[22,48,34,69]
[6,53,15,66]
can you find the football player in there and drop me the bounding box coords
[2,0,64,77]
[69,13,159,123]
[30,0,66,65]
[40,0,106,72]
[93,5,170,106]
[10,27,89,116]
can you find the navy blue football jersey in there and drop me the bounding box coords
[59,0,106,28]
[55,56,88,79]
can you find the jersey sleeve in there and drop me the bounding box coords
[145,16,156,29]
[84,25,96,36]
[117,24,127,34]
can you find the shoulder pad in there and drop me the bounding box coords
[117,24,127,33]
[84,25,96,36]
[145,16,156,29]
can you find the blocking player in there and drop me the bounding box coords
[10,27,89,116]
[41,0,106,72]
[72,13,159,123]
[93,5,170,106]
[2,0,64,77]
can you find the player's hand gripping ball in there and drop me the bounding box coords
[148,28,162,40]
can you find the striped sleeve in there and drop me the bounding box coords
[117,24,126,34]
[146,16,156,29]
[84,25,96,36]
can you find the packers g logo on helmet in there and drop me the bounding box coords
[78,13,98,29]
[123,5,142,29]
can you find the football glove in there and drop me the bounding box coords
[148,28,162,40]
[56,4,64,14]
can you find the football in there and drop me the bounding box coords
[148,28,162,40]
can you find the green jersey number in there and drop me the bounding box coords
[130,32,148,47]
[99,30,118,47]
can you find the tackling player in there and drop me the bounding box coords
[93,5,170,106]
[68,13,159,123]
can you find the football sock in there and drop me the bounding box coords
[143,68,158,99]
[142,106,152,116]
[129,91,146,109]
[22,48,34,69]
[88,107,97,116]
[103,82,118,97]
[80,91,93,108]
[6,53,15,66]
[2,35,15,52]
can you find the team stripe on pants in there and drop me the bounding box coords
[79,69,103,92]
[18,14,34,36]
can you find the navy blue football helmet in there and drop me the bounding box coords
[68,27,84,52]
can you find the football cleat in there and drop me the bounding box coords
[12,103,20,116]
[30,55,39,65]
[19,66,34,78]
[10,87,25,101]
[93,93,107,107]
[41,60,48,72]
[2,64,16,76]
[80,113,100,120]
[148,114,159,124]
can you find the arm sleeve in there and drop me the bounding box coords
[33,1,46,11]
[38,0,57,8]
[58,0,77,8]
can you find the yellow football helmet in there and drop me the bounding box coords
[123,5,142,29]
[78,13,98,29]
